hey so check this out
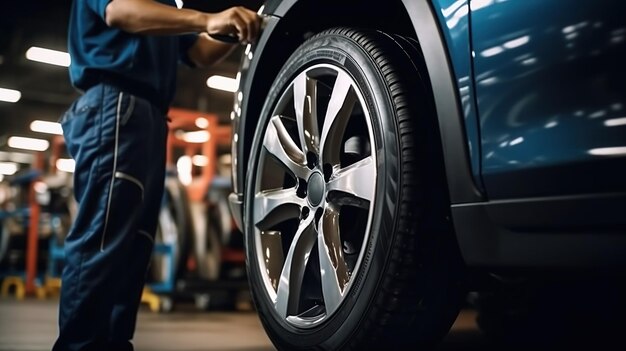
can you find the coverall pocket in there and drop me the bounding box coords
[60,100,101,161]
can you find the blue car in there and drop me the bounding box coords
[228,0,626,349]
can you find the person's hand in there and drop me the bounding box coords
[206,7,261,44]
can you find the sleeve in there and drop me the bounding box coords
[85,0,112,21]
[178,33,199,67]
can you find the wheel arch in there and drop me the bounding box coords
[237,0,483,204]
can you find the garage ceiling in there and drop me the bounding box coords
[0,0,262,149]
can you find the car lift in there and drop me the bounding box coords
[140,108,247,313]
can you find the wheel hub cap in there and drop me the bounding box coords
[307,172,325,206]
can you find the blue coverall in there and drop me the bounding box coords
[53,0,197,349]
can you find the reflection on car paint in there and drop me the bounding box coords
[472,0,626,198]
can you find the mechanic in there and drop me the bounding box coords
[53,1,260,350]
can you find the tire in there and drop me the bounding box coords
[244,28,466,350]
[208,183,238,247]
[0,220,9,266]
[192,201,222,281]
[150,176,191,282]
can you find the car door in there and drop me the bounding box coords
[471,0,626,199]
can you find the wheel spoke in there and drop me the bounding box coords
[275,216,317,318]
[317,206,349,316]
[259,230,284,293]
[327,156,376,204]
[254,188,305,229]
[320,70,357,165]
[293,72,320,155]
[263,116,310,179]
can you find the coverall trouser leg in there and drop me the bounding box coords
[53,83,167,351]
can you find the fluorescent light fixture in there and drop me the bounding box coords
[0,151,34,164]
[182,130,210,143]
[0,87,21,103]
[195,117,209,129]
[30,120,63,135]
[192,155,209,167]
[8,136,50,151]
[34,181,48,194]
[206,75,237,92]
[56,158,76,173]
[26,46,71,67]
[176,156,192,186]
[0,162,18,175]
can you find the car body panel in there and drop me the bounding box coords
[472,0,626,199]
[431,0,484,193]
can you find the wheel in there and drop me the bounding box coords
[160,296,174,313]
[191,201,221,280]
[194,293,211,310]
[163,175,191,276]
[0,220,9,266]
[244,28,465,350]
[150,176,191,283]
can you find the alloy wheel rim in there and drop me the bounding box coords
[253,64,377,328]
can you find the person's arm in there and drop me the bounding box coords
[186,33,239,68]
[105,0,260,43]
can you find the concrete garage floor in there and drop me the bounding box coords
[0,299,494,351]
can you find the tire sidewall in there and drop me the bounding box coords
[244,32,403,349]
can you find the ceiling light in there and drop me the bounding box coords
[0,162,18,175]
[25,46,71,67]
[176,156,192,186]
[0,151,34,164]
[30,120,63,135]
[206,75,237,92]
[192,155,209,167]
[34,181,48,194]
[0,87,21,103]
[56,158,75,173]
[181,130,210,143]
[8,136,50,151]
[195,117,209,129]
